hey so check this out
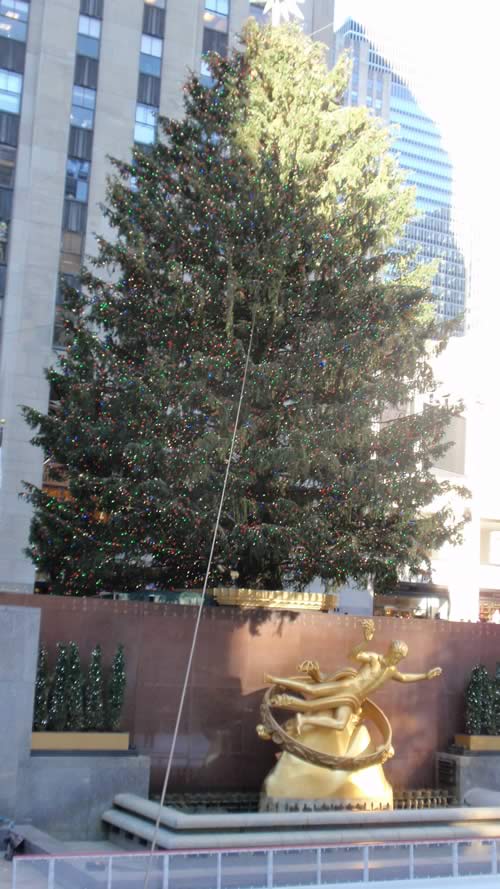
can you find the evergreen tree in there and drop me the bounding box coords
[66,641,85,731]
[47,644,69,731]
[107,643,126,731]
[22,23,467,596]
[465,665,493,735]
[33,645,50,731]
[85,644,105,731]
[493,663,500,735]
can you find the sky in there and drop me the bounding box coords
[332,0,500,341]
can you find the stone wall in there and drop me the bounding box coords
[1,593,498,795]
[0,605,40,817]
[17,753,150,839]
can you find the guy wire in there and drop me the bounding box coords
[142,309,256,889]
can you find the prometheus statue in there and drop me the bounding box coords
[257,619,442,809]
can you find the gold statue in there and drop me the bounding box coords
[257,619,442,809]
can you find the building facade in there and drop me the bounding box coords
[0,0,335,592]
[334,18,467,330]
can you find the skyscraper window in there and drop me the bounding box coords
[0,69,22,114]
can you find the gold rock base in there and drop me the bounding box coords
[455,734,500,751]
[31,731,130,751]
[212,587,338,612]
[260,722,393,810]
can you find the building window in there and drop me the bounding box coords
[63,199,87,233]
[74,55,98,89]
[0,217,8,263]
[141,34,162,56]
[80,0,103,18]
[203,0,229,38]
[202,27,228,57]
[200,58,212,85]
[0,0,29,42]
[61,230,83,266]
[0,68,21,114]
[205,0,228,13]
[0,144,15,186]
[134,103,156,144]
[142,4,165,38]
[138,73,160,106]
[78,14,101,38]
[65,158,90,202]
[77,33,99,58]
[0,36,25,73]
[203,9,228,32]
[0,110,18,144]
[71,84,96,129]
[140,33,162,76]
[54,272,81,346]
[77,13,100,57]
[202,0,229,75]
[0,185,12,220]
[68,125,93,160]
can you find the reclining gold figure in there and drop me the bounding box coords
[257,619,442,807]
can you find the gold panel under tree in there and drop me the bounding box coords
[32,732,130,751]
[257,620,442,811]
[212,588,338,612]
[455,734,500,751]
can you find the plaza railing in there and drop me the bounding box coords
[10,836,500,888]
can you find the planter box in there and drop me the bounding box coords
[32,732,129,752]
[455,734,500,752]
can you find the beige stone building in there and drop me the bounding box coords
[0,0,336,592]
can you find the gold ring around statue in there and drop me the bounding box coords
[259,686,393,772]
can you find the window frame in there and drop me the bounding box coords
[70,84,96,130]
[78,14,101,38]
[140,34,162,57]
[0,68,22,114]
[204,0,228,14]
[65,157,91,203]
[0,144,15,188]
[134,102,157,145]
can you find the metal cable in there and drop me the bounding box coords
[142,311,256,888]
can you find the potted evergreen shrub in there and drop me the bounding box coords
[32,641,129,751]
[455,664,500,750]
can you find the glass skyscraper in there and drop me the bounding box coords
[335,18,466,329]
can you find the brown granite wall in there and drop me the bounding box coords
[1,592,499,795]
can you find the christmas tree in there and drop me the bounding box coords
[22,23,467,596]
[66,641,85,731]
[107,643,126,731]
[47,644,69,731]
[84,644,105,731]
[33,645,50,731]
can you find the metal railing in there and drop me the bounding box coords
[11,837,500,888]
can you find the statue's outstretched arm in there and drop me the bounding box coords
[393,667,442,683]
